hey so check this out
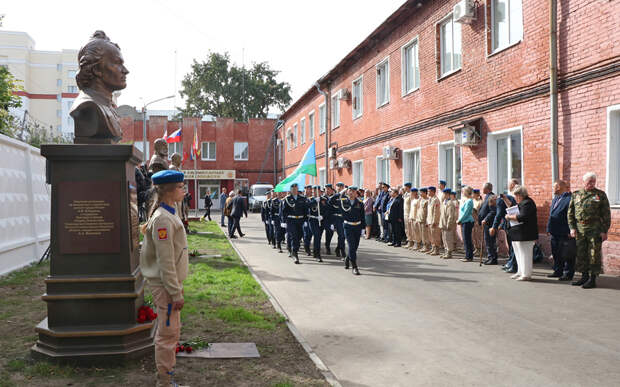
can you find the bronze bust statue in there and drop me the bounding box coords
[169,153,182,171]
[148,138,169,174]
[70,31,129,144]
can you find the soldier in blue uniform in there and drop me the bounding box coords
[261,191,273,245]
[322,184,335,255]
[282,183,308,264]
[328,182,346,258]
[271,191,284,253]
[307,185,326,262]
[302,185,314,256]
[342,186,365,275]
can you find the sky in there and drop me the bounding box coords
[2,0,405,113]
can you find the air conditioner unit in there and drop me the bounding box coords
[453,0,476,24]
[459,124,480,146]
[337,157,351,169]
[338,88,351,101]
[383,145,399,160]
[328,146,337,159]
[329,159,337,169]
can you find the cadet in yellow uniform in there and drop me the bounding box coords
[416,188,430,252]
[408,188,420,250]
[426,187,442,255]
[439,189,458,259]
[140,170,189,387]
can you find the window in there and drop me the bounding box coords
[300,118,306,144]
[319,104,326,134]
[376,59,390,107]
[56,79,62,87]
[491,0,523,53]
[308,111,315,140]
[307,175,316,185]
[56,94,61,102]
[134,142,149,160]
[352,76,363,119]
[293,123,298,148]
[56,109,61,118]
[319,168,326,187]
[68,86,77,93]
[277,139,282,160]
[439,142,462,191]
[331,94,340,129]
[401,38,420,95]
[201,141,216,160]
[376,156,390,185]
[286,128,291,151]
[168,142,183,158]
[352,160,364,188]
[56,64,62,71]
[607,105,620,205]
[67,70,77,78]
[234,142,249,160]
[402,149,421,188]
[487,128,522,194]
[439,14,462,77]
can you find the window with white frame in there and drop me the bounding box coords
[286,128,291,151]
[67,69,77,78]
[376,59,390,107]
[491,0,523,53]
[376,156,390,185]
[439,14,462,77]
[57,79,62,87]
[402,38,420,95]
[68,86,77,93]
[319,168,326,187]
[319,103,326,134]
[307,175,316,186]
[352,160,364,188]
[352,77,363,119]
[308,112,315,140]
[607,105,620,205]
[300,118,306,144]
[201,141,216,160]
[331,94,340,129]
[234,142,249,160]
[402,149,421,188]
[168,142,183,158]
[439,142,462,191]
[487,128,522,194]
[293,123,298,147]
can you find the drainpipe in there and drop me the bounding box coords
[314,82,330,185]
[550,0,559,183]
[273,119,284,185]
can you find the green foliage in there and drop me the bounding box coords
[180,52,291,122]
[0,66,23,137]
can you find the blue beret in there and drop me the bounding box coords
[451,191,457,195]
[305,185,313,189]
[428,186,436,191]
[313,185,321,189]
[324,183,333,189]
[290,183,298,188]
[348,185,358,190]
[384,183,390,188]
[439,180,447,185]
[443,188,451,193]
[411,188,418,192]
[420,188,428,193]
[336,182,345,186]
[151,170,184,185]
[473,189,480,193]
[404,182,412,187]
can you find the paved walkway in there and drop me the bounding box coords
[229,214,620,387]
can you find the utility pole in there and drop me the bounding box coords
[142,95,175,162]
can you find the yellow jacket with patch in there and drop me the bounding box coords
[140,206,189,302]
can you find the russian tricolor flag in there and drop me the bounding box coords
[166,128,182,143]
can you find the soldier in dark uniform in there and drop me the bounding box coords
[307,185,326,262]
[342,186,365,275]
[302,185,314,256]
[328,182,346,258]
[271,191,284,252]
[568,172,611,289]
[322,184,335,255]
[261,191,273,245]
[282,183,308,264]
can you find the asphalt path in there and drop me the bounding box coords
[229,214,620,387]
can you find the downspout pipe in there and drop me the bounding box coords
[273,119,284,186]
[550,0,559,184]
[314,82,330,185]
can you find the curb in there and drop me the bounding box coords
[225,229,342,387]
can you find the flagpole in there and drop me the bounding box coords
[193,122,198,218]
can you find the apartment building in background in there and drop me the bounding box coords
[0,30,78,138]
[279,0,620,273]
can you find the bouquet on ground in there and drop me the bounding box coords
[176,337,210,354]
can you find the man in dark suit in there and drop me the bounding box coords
[373,183,389,242]
[387,188,404,247]
[478,182,498,264]
[230,189,247,238]
[547,180,574,280]
[492,179,518,272]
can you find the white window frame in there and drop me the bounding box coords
[487,126,524,193]
[319,103,326,134]
[293,123,298,148]
[286,128,292,151]
[376,155,391,186]
[402,147,422,188]
[606,104,620,207]
[376,57,390,108]
[401,37,420,96]
[331,94,340,129]
[319,167,326,187]
[67,69,76,78]
[438,141,457,190]
[352,76,363,119]
[352,160,364,188]
[438,13,462,78]
[234,141,249,161]
[201,141,216,161]
[67,85,77,93]
[490,0,524,55]
[168,142,183,159]
[308,111,315,140]
[300,117,306,144]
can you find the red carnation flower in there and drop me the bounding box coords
[185,346,193,353]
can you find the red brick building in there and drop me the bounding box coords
[278,0,620,274]
[119,113,279,210]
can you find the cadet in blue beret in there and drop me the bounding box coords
[404,182,412,187]
[151,169,185,185]
[428,186,437,192]
[473,189,480,194]
[443,188,451,194]
[439,180,447,186]
[343,185,365,275]
[420,188,428,193]
[324,183,333,189]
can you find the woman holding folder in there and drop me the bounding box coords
[505,185,538,281]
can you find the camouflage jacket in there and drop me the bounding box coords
[567,188,611,234]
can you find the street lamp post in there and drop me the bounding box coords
[142,95,175,162]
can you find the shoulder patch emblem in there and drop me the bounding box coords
[157,228,168,240]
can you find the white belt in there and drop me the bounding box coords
[308,215,321,219]
[333,213,343,217]
[288,215,304,219]
[344,221,361,226]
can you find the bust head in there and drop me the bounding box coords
[170,153,182,169]
[154,139,169,158]
[76,31,129,96]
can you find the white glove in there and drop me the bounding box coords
[361,230,366,236]
[330,224,335,231]
[281,223,287,228]
[318,216,323,221]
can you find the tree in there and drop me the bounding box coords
[0,66,23,137]
[179,52,291,121]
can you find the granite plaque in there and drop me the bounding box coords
[128,182,139,252]
[58,180,121,254]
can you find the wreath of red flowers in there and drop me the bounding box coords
[137,305,157,323]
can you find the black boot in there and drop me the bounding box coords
[572,272,589,286]
[335,247,341,258]
[582,273,597,289]
[344,257,350,269]
[352,265,360,275]
[277,242,283,253]
[314,250,323,263]
[305,246,312,256]
[293,251,300,264]
[325,246,331,255]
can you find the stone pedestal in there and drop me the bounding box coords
[32,144,155,364]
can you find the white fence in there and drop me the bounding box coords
[0,134,50,276]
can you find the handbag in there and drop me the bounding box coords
[559,238,577,261]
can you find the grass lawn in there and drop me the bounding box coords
[0,220,327,387]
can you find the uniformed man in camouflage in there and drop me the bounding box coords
[567,172,611,289]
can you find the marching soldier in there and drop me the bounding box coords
[408,188,420,250]
[307,185,326,262]
[327,183,346,258]
[302,185,314,256]
[426,187,442,256]
[271,191,285,252]
[261,191,273,245]
[342,186,365,275]
[568,172,611,289]
[416,188,430,252]
[322,184,335,255]
[439,188,458,259]
[281,183,308,264]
